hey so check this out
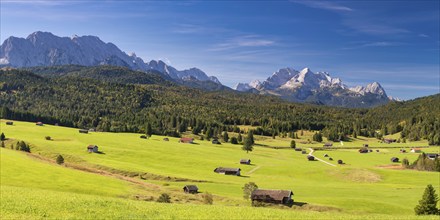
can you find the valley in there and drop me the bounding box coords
[1,119,438,219]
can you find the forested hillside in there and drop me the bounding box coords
[0,66,439,144]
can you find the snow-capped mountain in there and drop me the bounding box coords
[0,31,221,86]
[236,67,391,108]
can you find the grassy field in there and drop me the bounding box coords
[1,119,439,219]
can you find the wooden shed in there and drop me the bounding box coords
[87,145,98,153]
[79,129,89,134]
[251,189,293,205]
[183,185,199,194]
[36,122,44,126]
[390,157,399,163]
[5,121,13,125]
[323,143,333,148]
[383,138,396,144]
[359,148,369,153]
[163,138,169,141]
[240,159,251,165]
[179,137,194,144]
[213,167,241,176]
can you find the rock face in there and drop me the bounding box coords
[0,31,221,85]
[236,67,391,108]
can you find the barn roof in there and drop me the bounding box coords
[183,185,198,191]
[87,145,97,149]
[180,137,194,141]
[214,167,241,172]
[251,189,293,201]
[240,159,251,162]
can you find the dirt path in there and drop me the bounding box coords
[246,165,261,174]
[308,148,336,167]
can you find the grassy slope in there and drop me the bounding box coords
[1,120,439,218]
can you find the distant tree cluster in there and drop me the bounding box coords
[1,67,439,146]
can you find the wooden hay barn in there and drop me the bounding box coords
[163,138,169,141]
[383,138,396,144]
[179,137,194,144]
[390,157,399,163]
[426,153,440,160]
[79,129,89,134]
[183,185,199,194]
[301,150,306,154]
[251,189,293,205]
[359,148,369,153]
[87,145,98,153]
[240,159,251,165]
[5,121,13,125]
[213,167,241,176]
[323,143,333,148]
[36,122,44,126]
[307,155,315,161]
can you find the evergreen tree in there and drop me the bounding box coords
[0,132,5,141]
[247,130,254,145]
[237,133,243,143]
[222,131,229,143]
[242,136,253,153]
[290,140,296,149]
[56,155,64,165]
[145,122,152,138]
[205,127,213,141]
[230,137,238,144]
[415,184,439,215]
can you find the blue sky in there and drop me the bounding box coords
[1,0,439,100]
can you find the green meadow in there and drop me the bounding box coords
[1,120,439,219]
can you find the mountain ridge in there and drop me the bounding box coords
[0,31,221,87]
[235,67,392,108]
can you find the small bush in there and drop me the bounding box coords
[157,193,171,203]
[45,136,51,140]
[56,155,64,165]
[230,137,238,145]
[202,193,213,205]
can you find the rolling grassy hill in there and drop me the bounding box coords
[1,119,439,219]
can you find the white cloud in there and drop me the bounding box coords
[209,35,275,51]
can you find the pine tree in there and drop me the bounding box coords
[0,132,5,141]
[414,184,439,215]
[247,130,254,145]
[222,131,229,143]
[290,140,296,149]
[145,122,152,138]
[242,136,253,153]
[237,133,243,143]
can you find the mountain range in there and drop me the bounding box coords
[234,67,393,107]
[0,31,394,107]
